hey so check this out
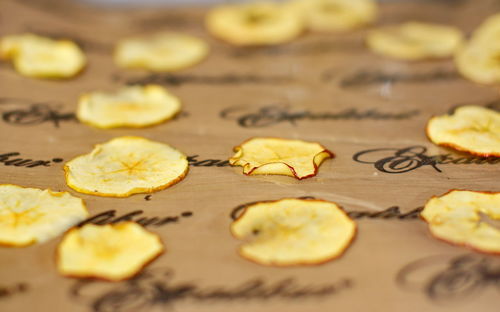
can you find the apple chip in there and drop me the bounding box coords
[289,0,378,32]
[469,13,500,45]
[64,136,188,197]
[57,222,163,281]
[454,40,500,84]
[114,33,208,72]
[0,33,86,78]
[231,198,356,266]
[454,14,500,84]
[0,184,88,247]
[421,190,500,254]
[427,106,500,157]
[205,2,303,46]
[366,22,463,60]
[77,85,181,129]
[229,137,333,179]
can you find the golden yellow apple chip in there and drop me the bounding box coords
[77,85,181,129]
[231,198,356,266]
[421,190,500,254]
[469,13,500,45]
[229,137,333,179]
[205,2,303,46]
[454,14,500,84]
[64,136,188,197]
[0,184,88,247]
[454,40,500,85]
[289,0,378,32]
[114,33,208,72]
[366,22,463,60]
[57,222,163,281]
[0,33,86,78]
[427,106,500,157]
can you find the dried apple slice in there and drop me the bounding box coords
[427,106,500,157]
[64,136,188,197]
[114,32,208,72]
[454,40,500,85]
[0,33,86,78]
[289,0,378,32]
[454,14,500,84]
[77,85,181,129]
[231,198,356,266]
[0,184,88,247]
[57,222,163,281]
[469,13,500,45]
[421,190,500,254]
[205,2,303,46]
[229,137,333,179]
[366,22,463,60]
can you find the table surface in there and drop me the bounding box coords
[0,0,499,312]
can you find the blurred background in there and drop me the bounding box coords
[80,0,247,6]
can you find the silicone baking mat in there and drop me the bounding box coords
[0,0,498,311]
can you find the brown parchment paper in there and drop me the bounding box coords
[0,0,499,311]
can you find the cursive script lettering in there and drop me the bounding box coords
[71,267,352,312]
[335,68,458,88]
[221,105,419,128]
[347,206,423,220]
[3,104,76,127]
[0,283,28,300]
[353,146,499,174]
[448,98,500,114]
[229,39,363,58]
[0,98,76,127]
[396,254,500,302]
[0,152,62,168]
[78,210,193,228]
[187,155,230,167]
[231,198,422,221]
[117,73,293,87]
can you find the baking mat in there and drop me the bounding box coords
[0,0,499,311]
